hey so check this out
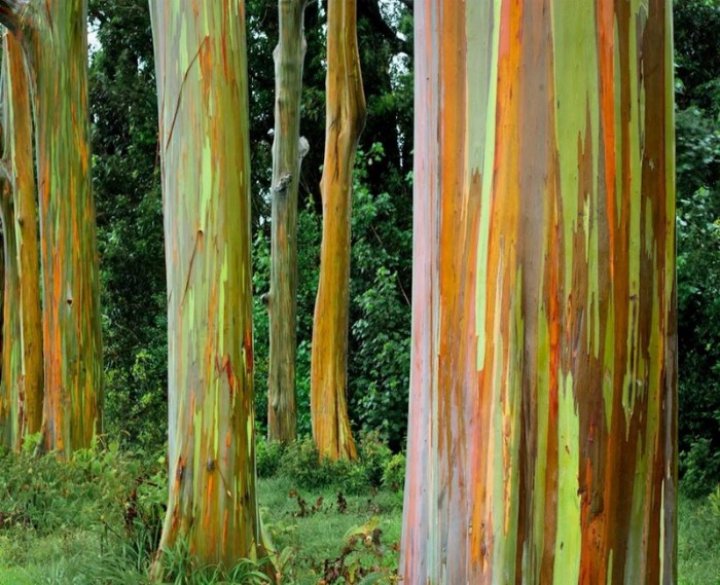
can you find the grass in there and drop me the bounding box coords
[0,446,717,584]
[0,447,403,584]
[259,477,402,583]
[679,491,720,585]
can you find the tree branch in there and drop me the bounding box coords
[358,0,407,52]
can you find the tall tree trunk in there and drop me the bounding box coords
[401,1,676,584]
[310,0,366,461]
[0,0,104,457]
[0,176,18,449]
[267,0,309,444]
[35,0,102,456]
[150,0,262,569]
[0,33,43,450]
[0,234,3,420]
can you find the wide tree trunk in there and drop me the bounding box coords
[267,0,309,443]
[310,0,366,461]
[0,0,104,456]
[35,0,103,456]
[401,1,677,584]
[0,33,43,450]
[150,0,262,569]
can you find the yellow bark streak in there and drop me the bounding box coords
[310,0,366,461]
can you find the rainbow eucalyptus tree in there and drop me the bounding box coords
[267,0,309,443]
[0,0,102,457]
[150,0,262,569]
[0,32,42,450]
[310,0,366,461]
[401,1,677,583]
[0,176,14,449]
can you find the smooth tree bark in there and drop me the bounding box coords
[401,1,676,584]
[150,0,262,569]
[0,32,42,449]
[0,0,103,457]
[310,0,366,461]
[0,176,16,449]
[267,0,309,443]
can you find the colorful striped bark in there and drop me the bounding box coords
[310,0,366,461]
[0,176,18,449]
[150,0,262,569]
[267,0,309,443]
[401,1,677,584]
[0,32,43,450]
[0,0,106,457]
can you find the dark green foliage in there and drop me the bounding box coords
[273,434,394,494]
[252,146,413,450]
[348,146,412,450]
[0,442,165,583]
[0,440,151,536]
[681,438,720,499]
[382,453,406,493]
[279,437,338,490]
[256,436,286,479]
[674,0,720,496]
[89,0,167,449]
[356,431,393,488]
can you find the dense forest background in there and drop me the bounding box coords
[90,0,718,494]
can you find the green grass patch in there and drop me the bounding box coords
[679,489,720,585]
[0,444,718,584]
[259,477,402,583]
[0,444,402,584]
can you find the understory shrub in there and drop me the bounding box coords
[272,434,401,495]
[382,453,406,492]
[0,442,167,583]
[357,431,393,488]
[256,437,285,478]
[279,437,337,489]
[681,437,720,499]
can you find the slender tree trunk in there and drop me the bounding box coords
[401,1,676,584]
[150,0,262,569]
[310,0,366,461]
[0,176,18,449]
[0,237,3,412]
[267,0,309,443]
[0,33,43,450]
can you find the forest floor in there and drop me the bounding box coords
[0,459,403,585]
[0,449,716,584]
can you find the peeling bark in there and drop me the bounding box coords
[150,0,262,569]
[310,0,366,461]
[401,1,677,583]
[0,175,17,449]
[267,0,309,444]
[28,0,103,456]
[6,34,42,443]
[0,32,42,450]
